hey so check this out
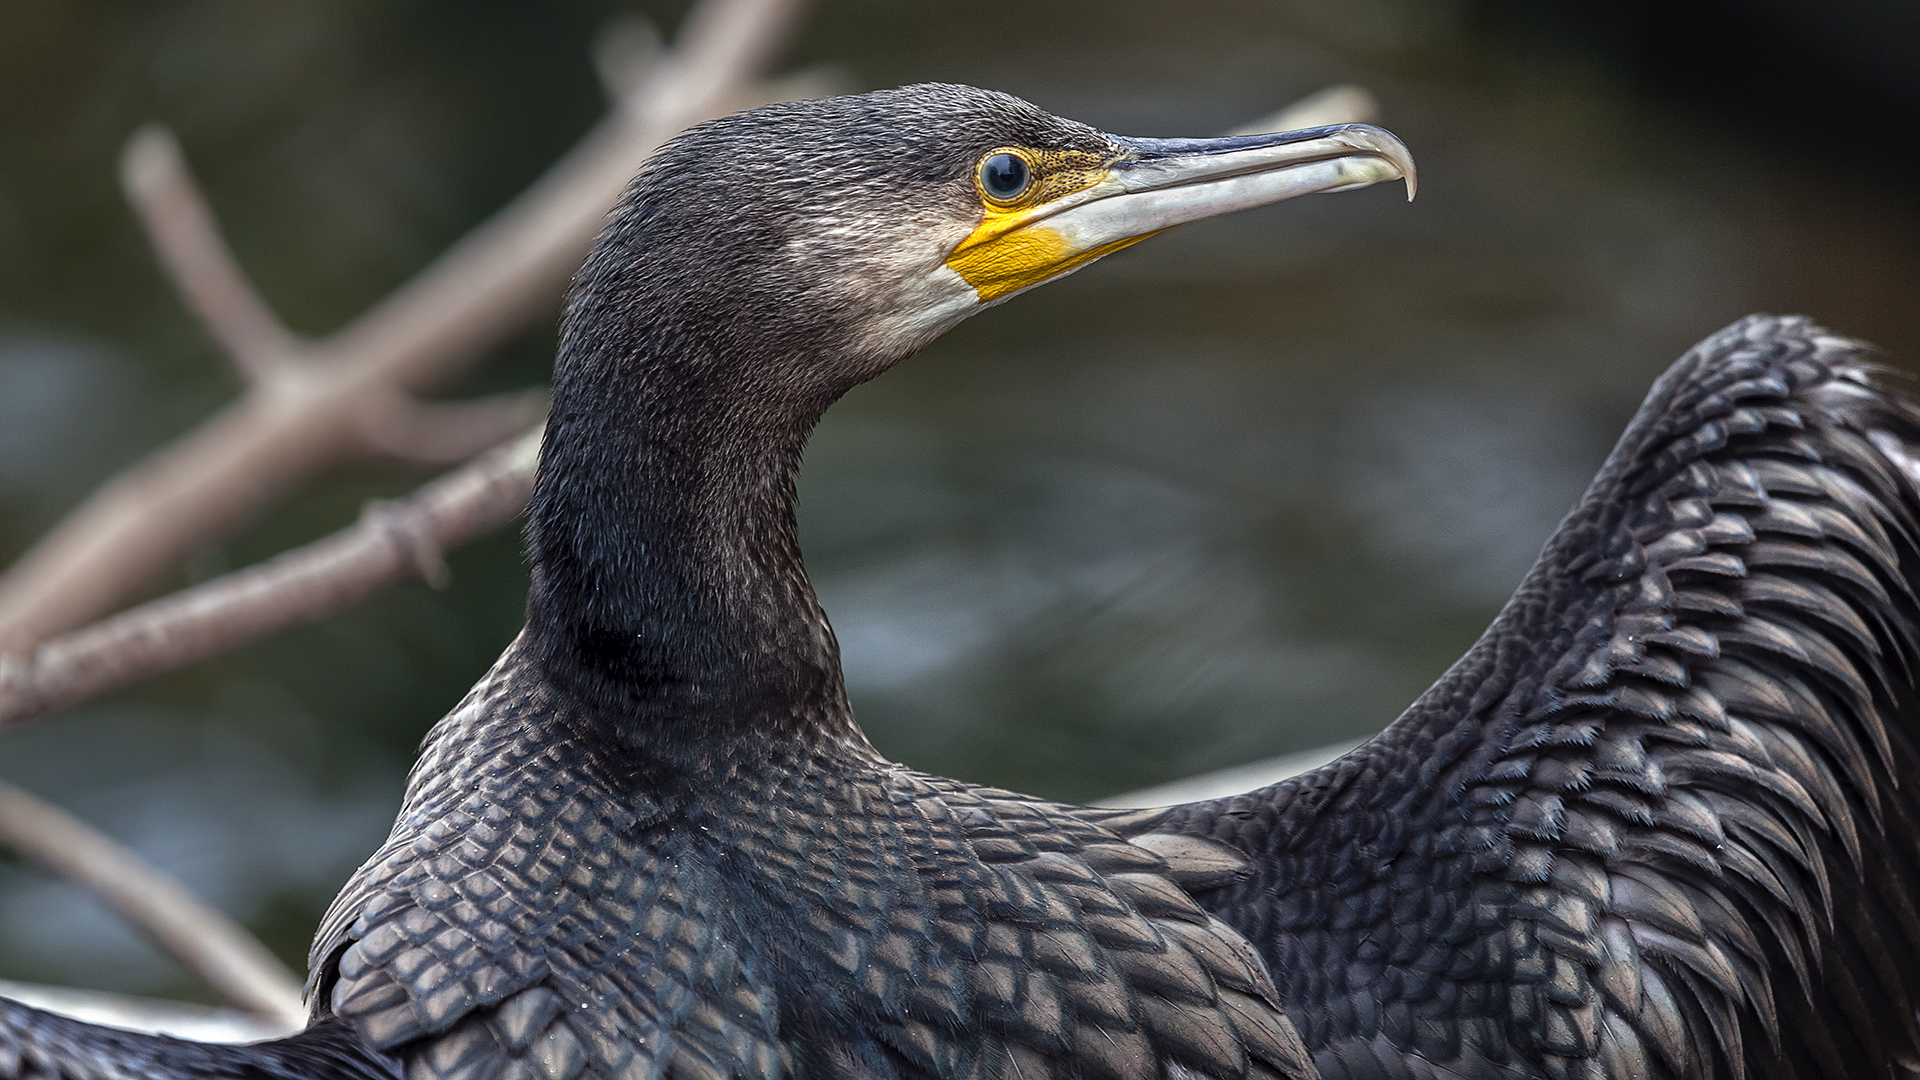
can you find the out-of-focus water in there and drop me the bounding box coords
[1,0,1916,999]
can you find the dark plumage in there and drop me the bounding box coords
[3,84,1919,1080]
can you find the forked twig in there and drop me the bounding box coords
[0,430,540,732]
[120,127,301,382]
[0,0,810,655]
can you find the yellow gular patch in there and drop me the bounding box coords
[945,147,1133,302]
[948,223,1156,301]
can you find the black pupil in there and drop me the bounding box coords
[981,153,1029,198]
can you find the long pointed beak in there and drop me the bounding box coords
[1109,123,1416,213]
[946,123,1414,302]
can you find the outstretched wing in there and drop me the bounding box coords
[1125,316,1920,1079]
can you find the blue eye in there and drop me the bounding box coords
[979,152,1032,201]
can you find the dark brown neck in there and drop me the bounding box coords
[524,319,862,767]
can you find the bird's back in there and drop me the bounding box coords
[308,639,1314,1080]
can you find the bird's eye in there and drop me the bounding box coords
[978,152,1033,202]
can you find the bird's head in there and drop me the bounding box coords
[561,83,1414,410]
[532,84,1412,725]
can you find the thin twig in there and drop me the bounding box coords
[0,429,540,732]
[0,780,306,1028]
[119,126,301,382]
[0,0,811,655]
[356,389,550,467]
[1225,84,1380,136]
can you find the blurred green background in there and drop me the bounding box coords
[1,0,1916,1001]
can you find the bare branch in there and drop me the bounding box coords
[356,389,549,467]
[0,0,811,654]
[592,14,665,102]
[0,429,540,732]
[1225,84,1381,136]
[119,125,301,382]
[0,780,306,1028]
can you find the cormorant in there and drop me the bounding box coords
[4,83,1919,1080]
